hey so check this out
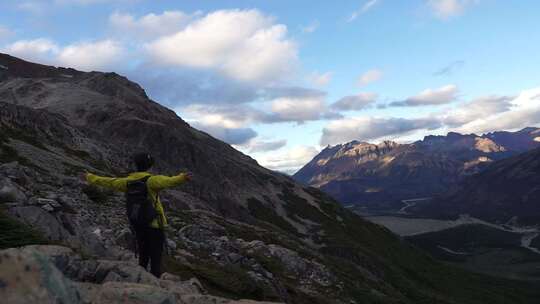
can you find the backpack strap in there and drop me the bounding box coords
[140,175,165,229]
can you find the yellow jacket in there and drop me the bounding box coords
[86,171,188,229]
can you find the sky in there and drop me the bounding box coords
[1,0,540,173]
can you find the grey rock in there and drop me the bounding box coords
[0,179,27,203]
[159,277,206,300]
[42,203,55,212]
[167,238,177,251]
[115,228,135,249]
[74,282,101,304]
[160,272,182,282]
[0,246,82,304]
[227,252,244,264]
[9,205,65,240]
[36,198,61,209]
[96,282,177,304]
[15,245,77,272]
[180,294,282,304]
[94,260,160,286]
[103,270,123,283]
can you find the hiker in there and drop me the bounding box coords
[82,152,192,277]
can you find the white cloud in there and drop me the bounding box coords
[301,20,319,33]
[358,69,383,86]
[391,84,458,106]
[17,1,47,14]
[109,11,195,39]
[193,121,258,145]
[246,139,287,153]
[54,0,134,5]
[270,96,341,124]
[348,0,380,22]
[308,71,332,86]
[3,38,60,62]
[3,38,123,71]
[257,145,319,174]
[451,87,540,134]
[181,90,340,126]
[427,0,478,20]
[441,95,513,127]
[56,40,123,71]
[181,104,265,128]
[144,9,298,84]
[331,93,378,111]
[320,116,441,146]
[319,87,540,147]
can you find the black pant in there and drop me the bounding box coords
[135,226,165,277]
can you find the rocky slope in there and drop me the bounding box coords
[294,129,540,210]
[1,53,540,303]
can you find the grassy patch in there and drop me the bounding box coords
[407,224,522,254]
[247,198,298,235]
[0,207,49,249]
[81,184,113,204]
[163,256,274,300]
[0,141,47,173]
[0,127,48,151]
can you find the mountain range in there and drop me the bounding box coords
[294,129,540,212]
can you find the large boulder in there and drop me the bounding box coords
[94,281,176,304]
[180,295,282,304]
[0,178,27,203]
[0,246,82,304]
[93,260,160,286]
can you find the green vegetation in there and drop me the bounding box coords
[81,184,113,204]
[1,125,115,176]
[274,186,540,303]
[407,224,522,254]
[0,138,46,173]
[164,255,278,301]
[0,126,48,151]
[247,198,298,235]
[0,207,48,249]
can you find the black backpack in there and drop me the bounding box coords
[126,176,158,227]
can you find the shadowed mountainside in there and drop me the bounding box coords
[411,146,540,225]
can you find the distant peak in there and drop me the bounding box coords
[518,127,539,133]
[447,131,464,137]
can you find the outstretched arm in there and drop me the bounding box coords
[85,173,128,192]
[148,172,192,191]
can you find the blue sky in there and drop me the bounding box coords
[1,0,540,173]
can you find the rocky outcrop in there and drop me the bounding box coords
[0,245,280,304]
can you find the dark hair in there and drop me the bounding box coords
[133,152,154,171]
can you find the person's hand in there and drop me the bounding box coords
[184,172,193,181]
[79,172,89,184]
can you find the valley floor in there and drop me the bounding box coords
[366,214,540,281]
